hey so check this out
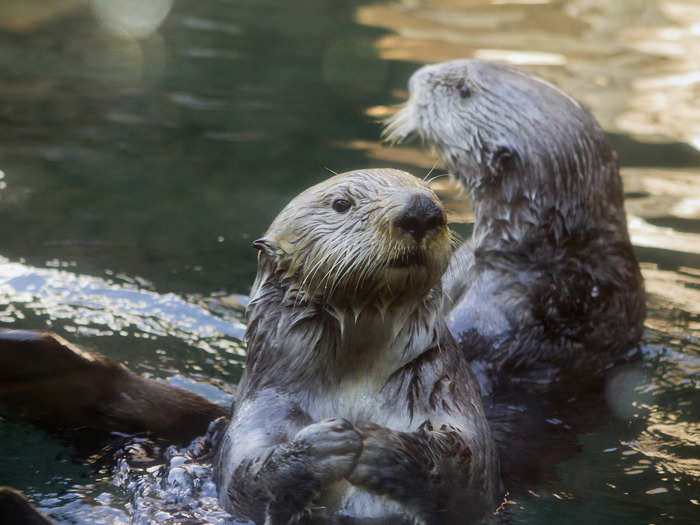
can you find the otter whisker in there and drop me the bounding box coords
[423,161,438,182]
[326,259,350,297]
[307,237,350,297]
[425,172,450,186]
[322,248,355,298]
[333,244,372,299]
[302,250,334,294]
[449,229,463,247]
[351,247,382,297]
[300,256,338,305]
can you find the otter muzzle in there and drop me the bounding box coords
[394,194,446,244]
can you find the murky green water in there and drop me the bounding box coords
[0,0,698,523]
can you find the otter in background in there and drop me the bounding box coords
[215,169,499,524]
[386,59,645,391]
[386,59,646,485]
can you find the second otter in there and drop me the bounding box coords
[386,59,646,391]
[215,169,499,524]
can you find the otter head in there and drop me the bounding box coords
[385,59,617,205]
[252,168,451,310]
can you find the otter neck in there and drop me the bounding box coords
[241,263,443,396]
[463,162,630,253]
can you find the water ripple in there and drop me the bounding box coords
[0,256,246,356]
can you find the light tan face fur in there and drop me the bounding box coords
[255,168,452,307]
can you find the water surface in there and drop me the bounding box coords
[0,0,698,523]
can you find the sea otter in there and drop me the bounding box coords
[215,168,499,524]
[385,59,646,392]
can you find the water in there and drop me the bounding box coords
[0,0,698,523]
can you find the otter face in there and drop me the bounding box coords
[254,168,451,306]
[385,59,607,193]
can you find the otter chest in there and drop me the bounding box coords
[307,378,408,430]
[313,320,423,427]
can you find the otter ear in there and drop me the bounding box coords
[252,238,278,256]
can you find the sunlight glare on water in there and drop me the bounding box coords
[91,0,173,40]
[0,0,698,523]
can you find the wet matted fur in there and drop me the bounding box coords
[215,169,500,524]
[386,59,645,390]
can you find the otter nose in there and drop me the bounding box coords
[395,194,446,243]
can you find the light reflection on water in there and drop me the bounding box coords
[0,256,245,353]
[0,0,698,523]
[359,0,700,151]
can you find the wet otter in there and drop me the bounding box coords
[386,59,646,391]
[386,60,646,486]
[215,169,499,524]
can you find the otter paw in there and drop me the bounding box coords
[347,423,416,495]
[294,418,362,482]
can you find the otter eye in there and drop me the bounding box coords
[332,198,352,213]
[456,80,471,99]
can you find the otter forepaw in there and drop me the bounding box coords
[347,422,439,508]
[294,418,363,483]
[348,424,406,491]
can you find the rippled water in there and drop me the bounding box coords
[0,0,698,523]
